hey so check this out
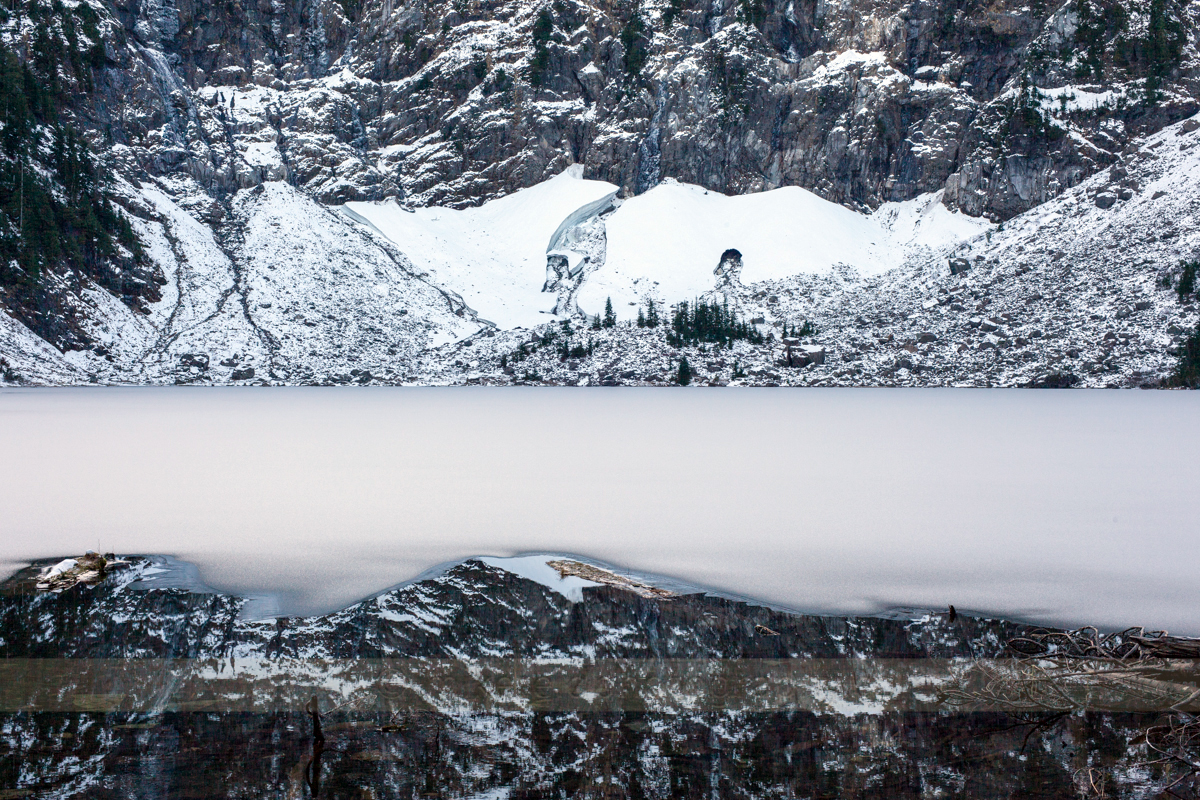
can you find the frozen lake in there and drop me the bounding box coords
[1,387,1198,631]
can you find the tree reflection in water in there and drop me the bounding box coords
[305,696,324,798]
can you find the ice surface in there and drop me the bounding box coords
[1,387,1198,632]
[343,167,618,328]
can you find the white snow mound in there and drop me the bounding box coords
[577,180,988,320]
[870,190,992,253]
[346,170,988,328]
[343,166,618,329]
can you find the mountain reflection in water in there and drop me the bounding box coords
[1,556,1196,799]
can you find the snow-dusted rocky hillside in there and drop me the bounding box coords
[4,112,1197,387]
[0,0,1198,386]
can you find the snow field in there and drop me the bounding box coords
[478,555,602,602]
[579,180,989,320]
[350,167,990,328]
[868,190,993,253]
[344,166,619,328]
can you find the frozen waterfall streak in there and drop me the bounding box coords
[137,46,214,188]
[634,82,667,196]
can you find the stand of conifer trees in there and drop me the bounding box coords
[0,15,150,348]
[636,299,660,328]
[1169,324,1200,388]
[666,299,763,348]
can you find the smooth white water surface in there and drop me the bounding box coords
[2,387,1198,632]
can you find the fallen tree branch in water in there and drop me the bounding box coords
[940,657,1200,713]
[942,626,1200,798]
[1009,626,1200,660]
[941,626,1200,714]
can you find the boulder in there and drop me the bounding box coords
[1025,372,1080,388]
[36,552,120,591]
[179,353,209,370]
[801,345,826,365]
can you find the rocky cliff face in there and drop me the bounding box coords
[87,0,1200,216]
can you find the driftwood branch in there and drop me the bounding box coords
[942,625,1200,796]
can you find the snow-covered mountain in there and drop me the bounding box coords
[0,0,1198,386]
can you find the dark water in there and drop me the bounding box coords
[0,556,1195,799]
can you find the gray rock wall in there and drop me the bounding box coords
[43,0,1200,217]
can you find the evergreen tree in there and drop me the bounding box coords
[1178,259,1197,300]
[603,297,616,327]
[529,7,554,86]
[676,356,693,385]
[1168,324,1200,388]
[619,11,647,77]
[0,33,148,348]
[637,307,646,327]
[646,298,659,328]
